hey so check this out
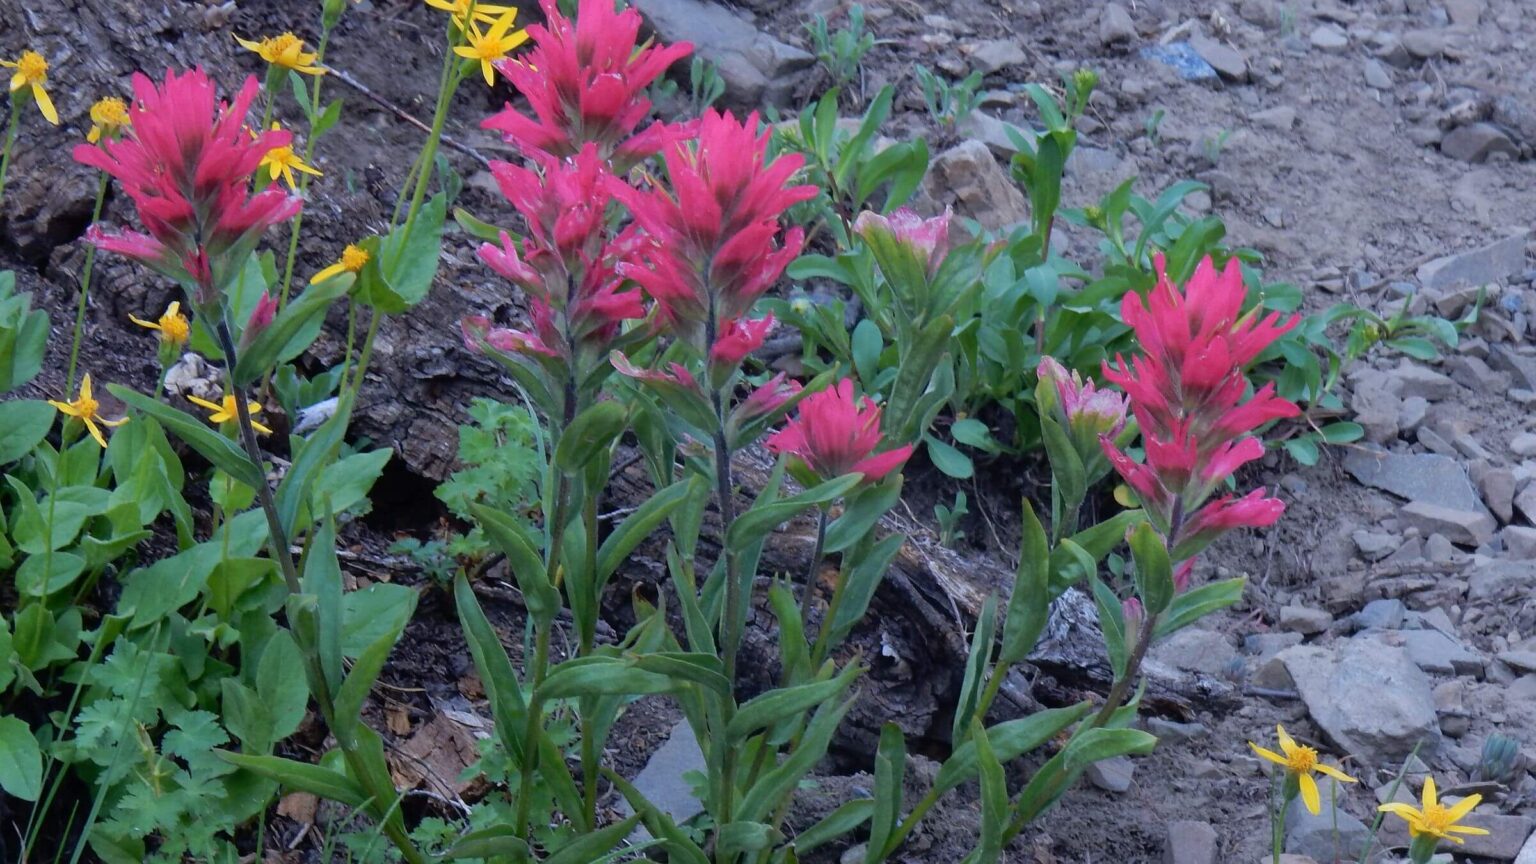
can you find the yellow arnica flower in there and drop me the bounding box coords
[426,0,515,29]
[1379,776,1488,845]
[453,10,529,87]
[2,50,58,125]
[48,374,127,448]
[312,243,370,284]
[257,124,322,190]
[190,394,273,436]
[86,96,130,144]
[1248,724,1357,815]
[129,301,191,347]
[235,32,326,75]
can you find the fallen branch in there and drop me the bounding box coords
[325,67,493,169]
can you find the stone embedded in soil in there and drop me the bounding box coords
[1275,640,1441,766]
[1353,599,1407,631]
[1283,793,1374,861]
[632,0,812,107]
[1188,33,1248,82]
[1516,825,1536,863]
[1504,525,1536,558]
[1446,813,1532,860]
[1145,718,1208,742]
[1399,501,1497,548]
[1342,449,1485,514]
[1512,432,1536,458]
[1517,483,1536,525]
[967,38,1026,73]
[1362,628,1483,677]
[1442,122,1522,164]
[1402,28,1447,60]
[1099,3,1136,46]
[1496,650,1536,674]
[1279,605,1331,635]
[1249,105,1297,130]
[1163,820,1217,864]
[1309,24,1349,53]
[1363,59,1395,90]
[925,140,1030,231]
[1480,467,1518,523]
[1352,530,1398,561]
[1417,230,1532,296]
[1386,361,1457,402]
[1086,755,1134,793]
[615,719,707,825]
[1147,626,1240,677]
[1467,560,1536,603]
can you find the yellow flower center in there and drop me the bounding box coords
[470,38,506,61]
[16,51,47,83]
[1412,803,1454,838]
[340,245,370,272]
[266,146,300,167]
[268,32,305,61]
[73,394,101,421]
[91,97,129,127]
[160,312,190,345]
[1287,746,1318,774]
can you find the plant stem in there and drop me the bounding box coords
[1089,609,1157,729]
[396,42,459,258]
[798,508,829,655]
[277,28,333,310]
[0,100,18,207]
[66,173,110,393]
[512,622,552,843]
[881,786,941,860]
[712,401,742,842]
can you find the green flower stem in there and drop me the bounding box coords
[799,508,829,655]
[512,621,553,843]
[1089,609,1157,729]
[0,99,19,207]
[881,785,942,859]
[396,28,461,257]
[65,172,110,393]
[277,26,334,310]
[711,406,743,842]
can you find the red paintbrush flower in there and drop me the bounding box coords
[709,315,775,367]
[74,68,299,298]
[1100,254,1296,554]
[483,0,691,164]
[614,109,816,361]
[767,379,913,484]
[476,144,648,360]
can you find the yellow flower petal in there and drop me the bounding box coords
[9,72,24,92]
[31,83,57,124]
[82,418,107,448]
[1445,793,1482,822]
[1377,803,1422,818]
[1248,743,1288,767]
[48,399,81,418]
[187,395,224,413]
[1423,776,1437,809]
[1446,825,1489,836]
[1298,772,1320,815]
[129,314,159,330]
[1275,724,1298,758]
[1314,763,1357,784]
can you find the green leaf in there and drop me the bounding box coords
[797,800,872,857]
[257,630,309,742]
[1128,522,1174,615]
[0,400,54,463]
[453,574,529,762]
[369,193,446,312]
[232,275,351,386]
[887,315,954,442]
[933,703,1092,796]
[726,473,863,549]
[442,825,532,861]
[554,400,628,474]
[630,651,731,695]
[738,696,856,824]
[606,770,711,864]
[924,434,973,479]
[1284,436,1321,466]
[718,822,782,857]
[1154,577,1245,640]
[535,656,684,701]
[16,550,86,597]
[108,386,262,488]
[596,478,692,588]
[1090,575,1128,679]
[852,318,883,385]
[216,750,367,807]
[471,502,558,622]
[999,500,1049,667]
[275,411,345,536]
[972,720,1006,864]
[313,97,344,138]
[951,593,997,744]
[311,447,391,518]
[1319,421,1364,444]
[0,716,42,800]
[728,663,860,743]
[1013,728,1156,824]
[1039,414,1085,513]
[865,723,905,863]
[452,206,505,242]
[341,583,417,658]
[828,533,904,643]
[824,475,901,554]
[334,593,414,742]
[950,418,1000,453]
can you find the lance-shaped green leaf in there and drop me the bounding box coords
[972,719,1006,864]
[999,499,1049,667]
[535,656,687,701]
[1038,414,1085,517]
[453,574,529,761]
[606,769,711,864]
[470,502,558,622]
[717,822,784,858]
[232,275,351,386]
[726,473,863,550]
[1128,521,1174,616]
[738,696,856,824]
[216,751,367,807]
[933,703,1092,796]
[886,314,955,443]
[554,400,628,474]
[109,385,262,488]
[864,723,905,863]
[728,662,860,743]
[442,825,532,861]
[333,590,416,744]
[798,799,872,857]
[630,651,731,696]
[828,533,904,645]
[0,717,41,801]
[1090,574,1128,680]
[0,400,53,464]
[596,477,692,587]
[950,592,998,745]
[1154,576,1245,640]
[1012,728,1156,825]
[544,814,642,864]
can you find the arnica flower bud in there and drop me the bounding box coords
[853,207,953,277]
[766,379,913,485]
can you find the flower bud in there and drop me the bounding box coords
[241,292,279,350]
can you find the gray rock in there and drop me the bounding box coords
[1376,629,1483,676]
[1417,231,1532,296]
[1443,123,1522,164]
[1448,355,1510,394]
[925,140,1029,231]
[1388,362,1457,401]
[1148,627,1239,677]
[1445,0,1483,26]
[955,111,1023,158]
[1309,25,1349,52]
[1457,813,1534,860]
[1245,631,1305,663]
[1480,467,1518,523]
[1363,59,1394,90]
[1352,530,1399,561]
[1400,501,1497,547]
[1518,484,1536,525]
[1100,3,1136,46]
[1280,606,1332,635]
[1402,29,1445,60]
[1424,532,1457,562]
[617,720,707,824]
[1284,793,1373,861]
[633,0,811,107]
[1237,0,1278,27]
[1276,640,1441,765]
[1399,395,1430,434]
[1250,106,1297,130]
[1468,561,1536,602]
[1516,823,1536,863]
[1354,599,1407,631]
[1498,650,1536,674]
[1146,718,1208,742]
[1342,449,1484,513]
[1513,432,1536,458]
[1504,525,1536,558]
[1164,820,1218,864]
[968,38,1026,73]
[1086,755,1134,793]
[1188,34,1248,82]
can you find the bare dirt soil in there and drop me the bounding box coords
[4,0,1536,861]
